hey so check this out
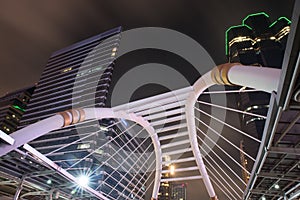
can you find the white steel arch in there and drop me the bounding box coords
[0,108,162,200]
[185,63,281,199]
[0,63,283,200]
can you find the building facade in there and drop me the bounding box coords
[16,27,151,199]
[226,12,291,180]
[0,86,35,135]
[171,183,187,200]
[226,12,290,138]
[158,177,171,200]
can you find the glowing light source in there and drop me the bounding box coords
[77,143,91,149]
[225,24,252,55]
[12,105,25,112]
[242,12,270,26]
[274,184,280,189]
[47,179,52,184]
[261,196,266,200]
[225,12,291,55]
[77,175,89,187]
[62,67,72,73]
[170,165,175,175]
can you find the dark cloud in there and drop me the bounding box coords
[0,0,294,96]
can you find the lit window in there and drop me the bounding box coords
[12,105,25,112]
[99,126,108,131]
[170,165,175,175]
[62,67,72,73]
[95,149,104,155]
[77,143,91,149]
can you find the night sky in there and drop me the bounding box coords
[0,1,296,199]
[0,0,294,97]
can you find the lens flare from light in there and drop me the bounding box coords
[77,175,89,187]
[170,165,175,175]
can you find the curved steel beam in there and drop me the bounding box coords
[211,63,281,93]
[0,108,161,200]
[185,63,281,199]
[75,108,162,199]
[186,71,217,199]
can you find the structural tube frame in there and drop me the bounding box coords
[185,63,281,199]
[82,108,162,199]
[1,108,161,200]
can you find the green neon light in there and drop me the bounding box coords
[278,17,291,24]
[225,12,291,55]
[225,24,252,55]
[269,20,277,28]
[12,105,25,112]
[269,16,291,27]
[242,12,270,25]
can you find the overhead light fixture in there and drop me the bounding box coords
[170,165,175,175]
[274,184,280,189]
[77,175,90,187]
[261,196,266,200]
[47,179,52,184]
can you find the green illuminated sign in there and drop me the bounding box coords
[225,12,291,55]
[12,105,25,112]
[242,12,270,26]
[269,16,291,28]
[225,24,252,56]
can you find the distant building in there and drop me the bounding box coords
[226,12,290,67]
[171,183,187,200]
[226,12,291,181]
[14,27,150,199]
[0,86,35,135]
[226,12,290,138]
[158,174,171,200]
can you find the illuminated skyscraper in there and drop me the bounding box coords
[226,12,290,67]
[19,27,122,127]
[226,13,291,182]
[10,27,150,199]
[226,12,291,138]
[159,176,171,200]
[0,86,34,135]
[171,183,187,200]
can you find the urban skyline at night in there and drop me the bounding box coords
[0,1,299,200]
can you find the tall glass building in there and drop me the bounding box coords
[226,12,291,182]
[171,183,187,200]
[0,86,35,135]
[226,12,290,138]
[12,27,152,199]
[19,27,122,127]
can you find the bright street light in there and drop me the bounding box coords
[170,165,175,175]
[77,175,90,187]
